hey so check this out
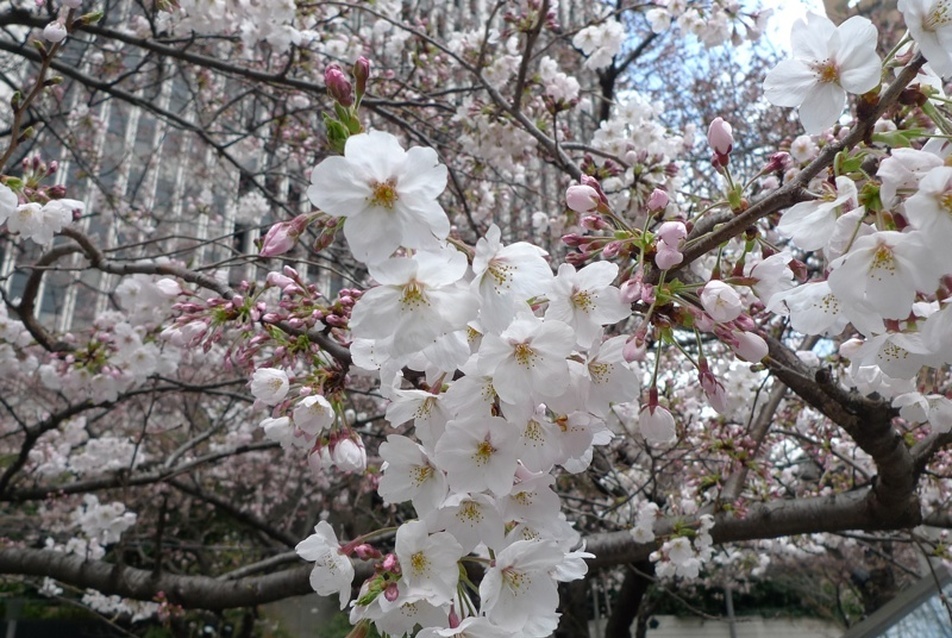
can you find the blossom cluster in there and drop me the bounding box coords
[254,128,650,636]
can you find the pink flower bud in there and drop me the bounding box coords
[602,240,622,259]
[623,336,646,362]
[353,57,371,98]
[620,277,642,304]
[707,117,733,156]
[656,221,687,246]
[43,21,68,43]
[561,233,584,247]
[260,215,310,257]
[731,330,768,362]
[580,214,610,230]
[765,151,791,173]
[384,582,399,602]
[646,188,669,212]
[266,272,295,288]
[654,244,684,270]
[353,543,380,560]
[640,283,655,304]
[325,64,354,107]
[733,314,756,331]
[382,553,399,573]
[566,184,600,214]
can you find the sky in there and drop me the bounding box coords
[761,0,825,52]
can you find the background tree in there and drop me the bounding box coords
[0,1,951,637]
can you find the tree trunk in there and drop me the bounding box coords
[604,561,655,638]
[555,579,591,638]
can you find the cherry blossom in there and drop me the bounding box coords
[763,13,881,133]
[306,130,450,263]
[827,231,943,320]
[394,520,464,606]
[898,0,952,77]
[479,539,562,637]
[250,367,290,405]
[434,416,520,496]
[295,521,355,609]
[378,435,448,515]
[544,262,631,347]
[476,314,574,408]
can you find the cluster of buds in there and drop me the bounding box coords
[323,58,372,153]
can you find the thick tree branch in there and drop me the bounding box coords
[12,484,923,611]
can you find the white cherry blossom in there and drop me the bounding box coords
[479,539,562,637]
[295,521,354,609]
[394,520,464,606]
[699,280,744,323]
[349,248,476,361]
[545,262,631,347]
[777,176,857,252]
[898,0,952,77]
[434,416,520,496]
[250,367,289,405]
[306,130,450,263]
[827,231,943,320]
[763,13,881,133]
[471,224,554,333]
[378,435,448,515]
[477,314,574,408]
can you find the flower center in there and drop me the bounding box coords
[869,242,897,279]
[400,280,429,310]
[473,438,496,466]
[487,260,514,289]
[368,178,399,209]
[588,361,610,383]
[503,567,529,594]
[940,191,952,216]
[524,419,544,443]
[811,59,840,85]
[926,0,951,30]
[411,464,433,487]
[458,501,484,523]
[410,551,429,575]
[513,342,537,367]
[571,289,594,312]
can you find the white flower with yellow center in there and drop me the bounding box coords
[471,224,554,333]
[349,248,477,362]
[827,230,943,320]
[306,130,450,264]
[763,13,881,133]
[378,435,447,515]
[434,416,520,497]
[545,262,631,347]
[477,314,574,409]
[479,539,562,636]
[394,520,463,606]
[899,0,952,77]
[295,521,355,609]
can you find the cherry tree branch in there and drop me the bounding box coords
[679,55,927,266]
[8,483,923,611]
